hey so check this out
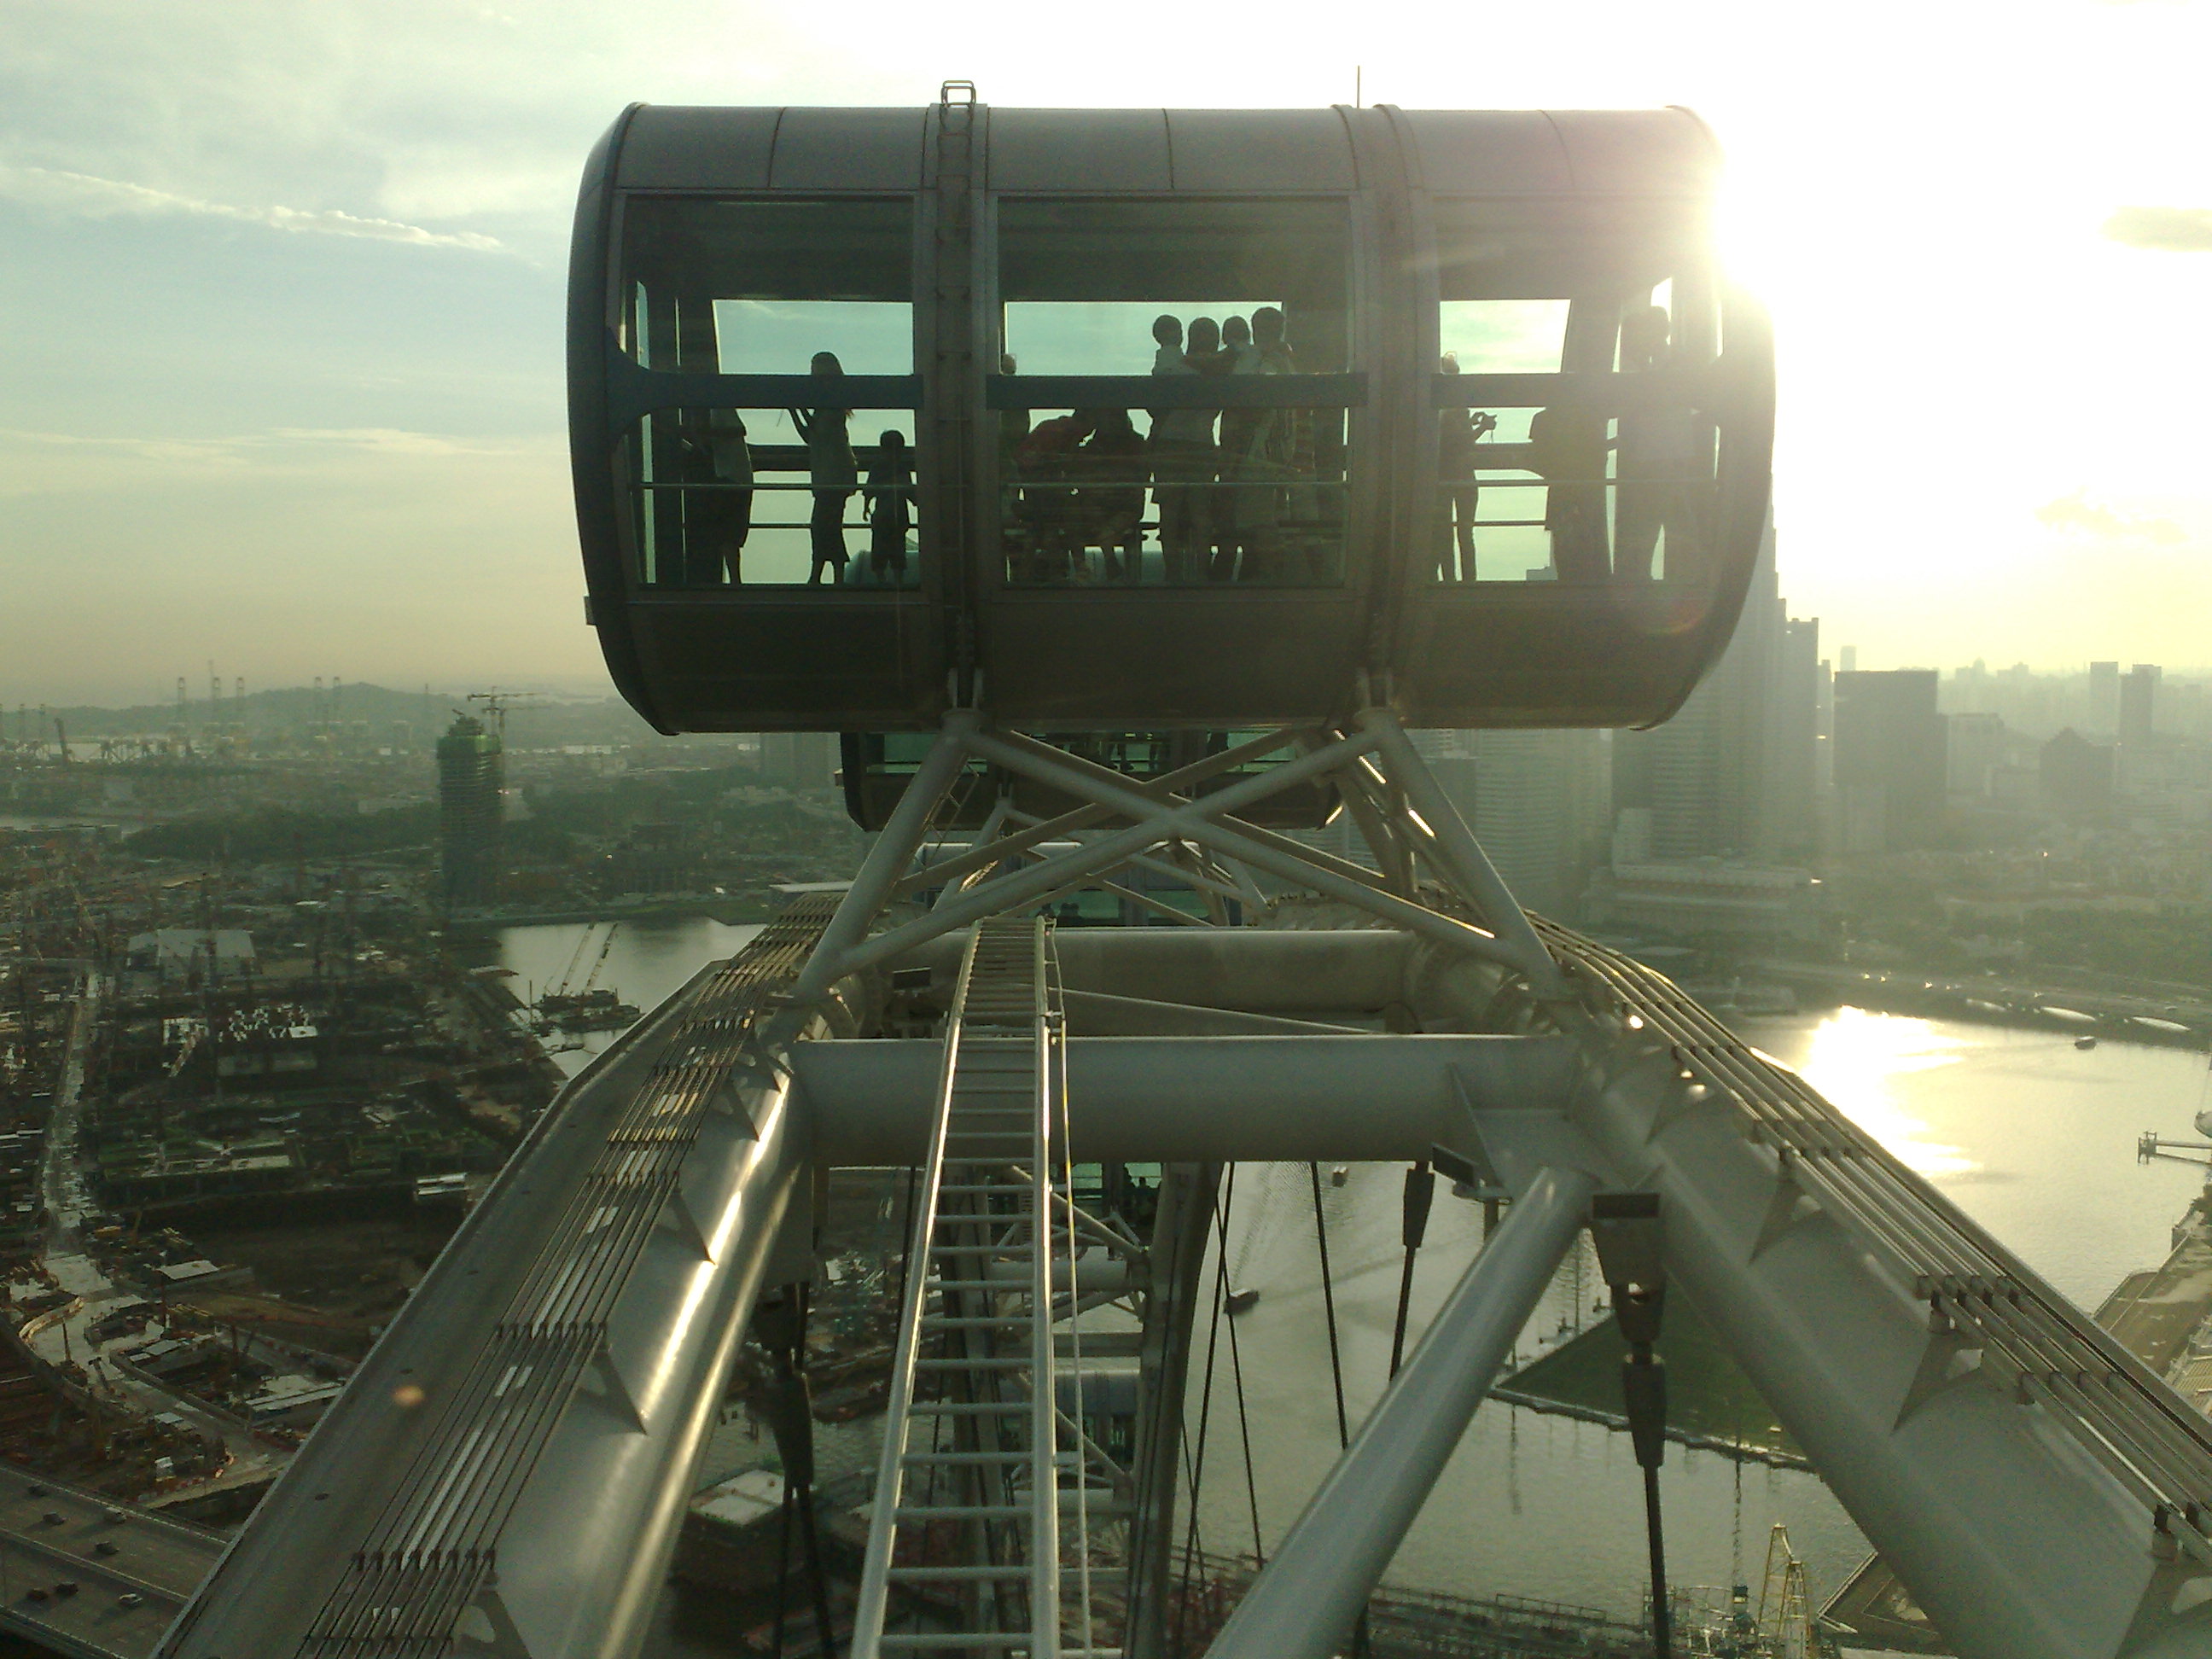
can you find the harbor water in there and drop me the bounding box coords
[487,920,2212,1639]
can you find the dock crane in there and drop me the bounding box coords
[543,924,599,1006]
[576,923,619,999]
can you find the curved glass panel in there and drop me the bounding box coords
[616,198,918,588]
[995,198,1352,587]
[622,410,917,589]
[1429,200,1716,586]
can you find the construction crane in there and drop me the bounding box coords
[576,923,619,998]
[544,925,598,1004]
[465,688,547,741]
[1757,1525,1819,1659]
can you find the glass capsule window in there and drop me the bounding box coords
[1429,201,1715,587]
[616,198,918,589]
[992,198,1353,588]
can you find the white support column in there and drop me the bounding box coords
[782,710,980,1011]
[929,793,1012,911]
[826,730,1382,981]
[891,728,1312,905]
[1204,1165,1598,1659]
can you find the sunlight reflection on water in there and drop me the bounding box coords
[1784,1005,1980,1179]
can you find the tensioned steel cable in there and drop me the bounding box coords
[1309,1163,1351,1451]
[1531,914,2212,1562]
[1217,1176,1264,1564]
[1171,1166,1235,1657]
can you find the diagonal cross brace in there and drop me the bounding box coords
[961,729,1540,979]
[824,726,1384,982]
[893,726,1316,903]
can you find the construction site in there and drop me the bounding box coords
[0,749,566,1528]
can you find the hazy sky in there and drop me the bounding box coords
[3,0,2208,706]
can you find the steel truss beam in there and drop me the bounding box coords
[780,711,1564,1023]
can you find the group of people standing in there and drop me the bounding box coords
[666,302,1699,591]
[1006,307,1330,585]
[668,351,914,589]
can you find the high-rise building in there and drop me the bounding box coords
[1615,519,1819,862]
[1833,671,1946,852]
[1423,729,1609,918]
[1442,729,1611,917]
[2040,729,2115,818]
[758,732,838,793]
[1947,712,2006,798]
[1773,616,1822,854]
[2088,661,2121,736]
[437,714,504,913]
[2119,664,2160,751]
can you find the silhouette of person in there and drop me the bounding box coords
[1527,396,1610,583]
[1147,315,1210,584]
[684,408,754,585]
[1180,317,1230,579]
[1016,410,1097,580]
[1254,306,1317,577]
[864,429,913,585]
[1614,305,1699,583]
[1435,355,1485,582]
[790,351,857,585]
[1081,408,1146,581]
[1215,314,1275,580]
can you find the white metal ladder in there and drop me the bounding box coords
[853,916,1065,1656]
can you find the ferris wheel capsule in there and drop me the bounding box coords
[569,101,1773,741]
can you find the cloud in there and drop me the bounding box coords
[0,426,544,497]
[0,164,503,251]
[2034,489,2186,543]
[2102,206,2212,251]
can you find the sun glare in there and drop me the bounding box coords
[1792,1007,1977,1180]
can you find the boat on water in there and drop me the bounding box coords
[533,986,643,1034]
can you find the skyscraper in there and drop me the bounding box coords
[437,713,504,913]
[2120,664,2160,751]
[1429,729,1610,917]
[1833,671,1946,852]
[1947,711,2005,798]
[2088,661,2121,736]
[2040,729,2115,819]
[759,732,838,793]
[1615,517,1819,862]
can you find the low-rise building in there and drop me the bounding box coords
[1586,859,1833,948]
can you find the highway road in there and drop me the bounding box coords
[0,1462,221,1658]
